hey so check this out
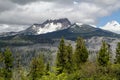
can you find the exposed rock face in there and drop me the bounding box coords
[21,18,71,35]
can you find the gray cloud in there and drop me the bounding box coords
[0,0,120,32]
[0,0,17,12]
[10,0,40,5]
[0,24,29,32]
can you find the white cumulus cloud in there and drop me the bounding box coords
[0,0,120,32]
[0,24,29,33]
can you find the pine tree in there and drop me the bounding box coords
[64,43,73,74]
[45,62,50,75]
[30,55,45,80]
[116,42,120,64]
[15,53,22,80]
[98,41,109,67]
[56,37,66,74]
[3,48,13,80]
[0,52,3,62]
[73,37,88,69]
[0,52,4,79]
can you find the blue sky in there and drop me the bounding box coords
[97,9,120,27]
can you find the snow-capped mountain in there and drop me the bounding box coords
[69,23,98,33]
[101,21,120,34]
[0,18,120,38]
[22,18,71,35]
[71,23,96,28]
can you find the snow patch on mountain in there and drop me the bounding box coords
[89,24,97,28]
[100,21,120,34]
[76,23,97,28]
[70,23,83,28]
[23,18,71,35]
[76,23,83,26]
[37,22,63,34]
[71,23,96,29]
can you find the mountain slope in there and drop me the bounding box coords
[37,23,120,40]
[21,18,71,35]
[101,21,120,34]
[0,23,120,47]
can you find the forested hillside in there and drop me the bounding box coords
[0,37,120,80]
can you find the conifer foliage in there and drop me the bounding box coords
[30,55,45,80]
[74,37,88,69]
[98,41,109,66]
[116,42,120,64]
[1,37,120,80]
[64,44,73,74]
[3,48,13,80]
[45,62,50,75]
[56,38,73,74]
[56,37,66,74]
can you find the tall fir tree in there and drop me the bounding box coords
[56,37,66,74]
[115,42,120,64]
[15,53,22,80]
[98,41,109,67]
[30,55,45,80]
[73,37,88,69]
[0,52,4,79]
[3,48,13,80]
[45,62,50,75]
[64,43,73,74]
[0,52,3,62]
